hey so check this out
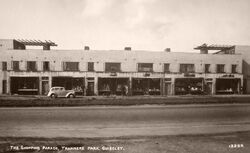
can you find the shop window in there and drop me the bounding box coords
[43,61,50,71]
[232,65,237,73]
[63,62,79,71]
[27,61,37,72]
[138,63,153,72]
[164,63,170,73]
[88,62,94,71]
[105,63,121,72]
[217,64,225,73]
[2,62,7,71]
[12,61,20,71]
[180,64,195,73]
[205,64,210,73]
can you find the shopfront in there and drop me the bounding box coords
[52,77,85,95]
[98,78,129,95]
[10,77,39,95]
[216,78,240,94]
[132,78,161,95]
[175,78,204,95]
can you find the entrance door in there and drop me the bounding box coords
[42,81,49,95]
[2,80,6,94]
[164,83,171,95]
[87,82,94,96]
[206,82,212,95]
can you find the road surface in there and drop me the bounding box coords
[0,104,250,138]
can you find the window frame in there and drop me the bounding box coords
[43,61,50,71]
[216,64,225,73]
[87,62,94,72]
[105,62,121,72]
[27,61,37,72]
[63,62,79,71]
[231,64,237,73]
[163,63,170,73]
[205,64,210,73]
[2,61,7,71]
[138,63,153,72]
[179,64,195,73]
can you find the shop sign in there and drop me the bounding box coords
[110,72,117,76]
[144,72,150,77]
[222,74,234,78]
[184,73,195,77]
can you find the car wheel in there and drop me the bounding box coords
[50,94,56,98]
[69,94,75,98]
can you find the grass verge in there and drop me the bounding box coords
[0,96,250,107]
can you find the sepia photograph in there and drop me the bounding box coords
[0,0,250,152]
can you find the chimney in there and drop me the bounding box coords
[124,47,131,51]
[164,48,171,52]
[84,46,90,50]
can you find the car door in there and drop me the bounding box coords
[59,87,67,97]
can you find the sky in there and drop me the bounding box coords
[0,0,250,52]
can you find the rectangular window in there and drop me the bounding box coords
[180,64,195,73]
[88,62,94,71]
[27,61,37,71]
[12,61,19,71]
[63,62,79,71]
[205,64,210,73]
[217,64,225,73]
[232,64,237,73]
[2,62,7,71]
[138,63,153,72]
[105,62,121,72]
[43,61,50,71]
[164,63,170,73]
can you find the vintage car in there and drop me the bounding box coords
[47,87,76,98]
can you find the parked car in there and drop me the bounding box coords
[47,87,76,98]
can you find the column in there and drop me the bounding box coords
[128,77,132,96]
[94,76,98,95]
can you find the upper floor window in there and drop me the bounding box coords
[138,63,153,72]
[88,62,94,71]
[164,63,170,73]
[205,64,210,73]
[2,62,7,71]
[27,61,37,72]
[105,62,121,72]
[12,61,20,71]
[217,64,225,73]
[63,62,79,71]
[43,61,50,71]
[180,64,195,73]
[232,64,237,73]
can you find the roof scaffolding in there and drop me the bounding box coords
[15,39,57,47]
[194,43,235,50]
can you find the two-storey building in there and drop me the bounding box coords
[0,39,244,96]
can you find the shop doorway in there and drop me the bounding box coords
[42,81,49,95]
[2,80,7,94]
[164,83,171,95]
[87,82,95,96]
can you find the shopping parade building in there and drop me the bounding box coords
[1,39,250,96]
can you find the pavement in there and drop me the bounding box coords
[0,104,250,138]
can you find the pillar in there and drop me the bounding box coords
[128,77,132,96]
[94,76,98,95]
